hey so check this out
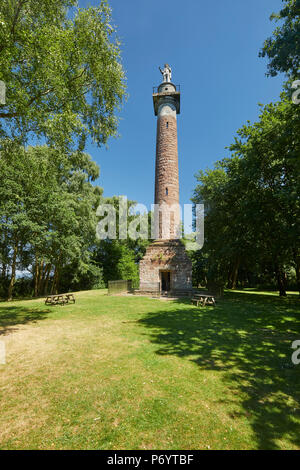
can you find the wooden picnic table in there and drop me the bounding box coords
[45,293,76,306]
[191,293,215,307]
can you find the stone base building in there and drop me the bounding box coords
[139,239,192,294]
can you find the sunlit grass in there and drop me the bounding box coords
[0,289,299,449]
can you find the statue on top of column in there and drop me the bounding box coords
[159,64,172,83]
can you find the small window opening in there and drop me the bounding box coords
[166,187,168,196]
[166,122,168,128]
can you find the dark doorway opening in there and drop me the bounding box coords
[160,271,171,291]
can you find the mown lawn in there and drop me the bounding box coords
[0,289,299,450]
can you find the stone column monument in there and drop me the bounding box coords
[139,65,193,296]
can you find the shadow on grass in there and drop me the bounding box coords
[0,304,51,336]
[138,292,300,449]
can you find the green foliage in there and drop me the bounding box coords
[0,0,126,149]
[192,98,300,296]
[60,260,105,292]
[94,240,140,288]
[0,146,151,298]
[0,1,127,298]
[259,0,300,80]
[116,244,139,288]
[93,196,150,288]
[0,142,103,298]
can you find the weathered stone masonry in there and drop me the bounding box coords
[139,70,193,294]
[139,240,192,292]
[155,114,179,207]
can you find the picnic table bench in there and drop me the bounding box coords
[191,293,216,307]
[45,293,76,306]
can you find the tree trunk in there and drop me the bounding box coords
[37,260,44,296]
[41,263,51,295]
[274,263,287,297]
[34,256,40,297]
[231,258,240,290]
[228,258,240,289]
[1,222,8,281]
[1,262,7,281]
[227,268,232,289]
[55,265,60,294]
[51,266,57,294]
[7,239,18,301]
[36,260,47,296]
[51,265,60,295]
[293,249,300,297]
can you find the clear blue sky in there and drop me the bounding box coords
[81,0,284,209]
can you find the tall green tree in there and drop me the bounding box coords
[0,142,102,299]
[193,98,300,296]
[0,0,125,149]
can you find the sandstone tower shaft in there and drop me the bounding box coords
[153,81,181,239]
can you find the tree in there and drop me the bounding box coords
[0,142,103,299]
[259,0,300,80]
[94,240,139,287]
[228,99,300,296]
[0,0,126,150]
[191,2,300,297]
[192,98,300,297]
[93,196,150,288]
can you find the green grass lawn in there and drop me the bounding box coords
[0,289,299,450]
